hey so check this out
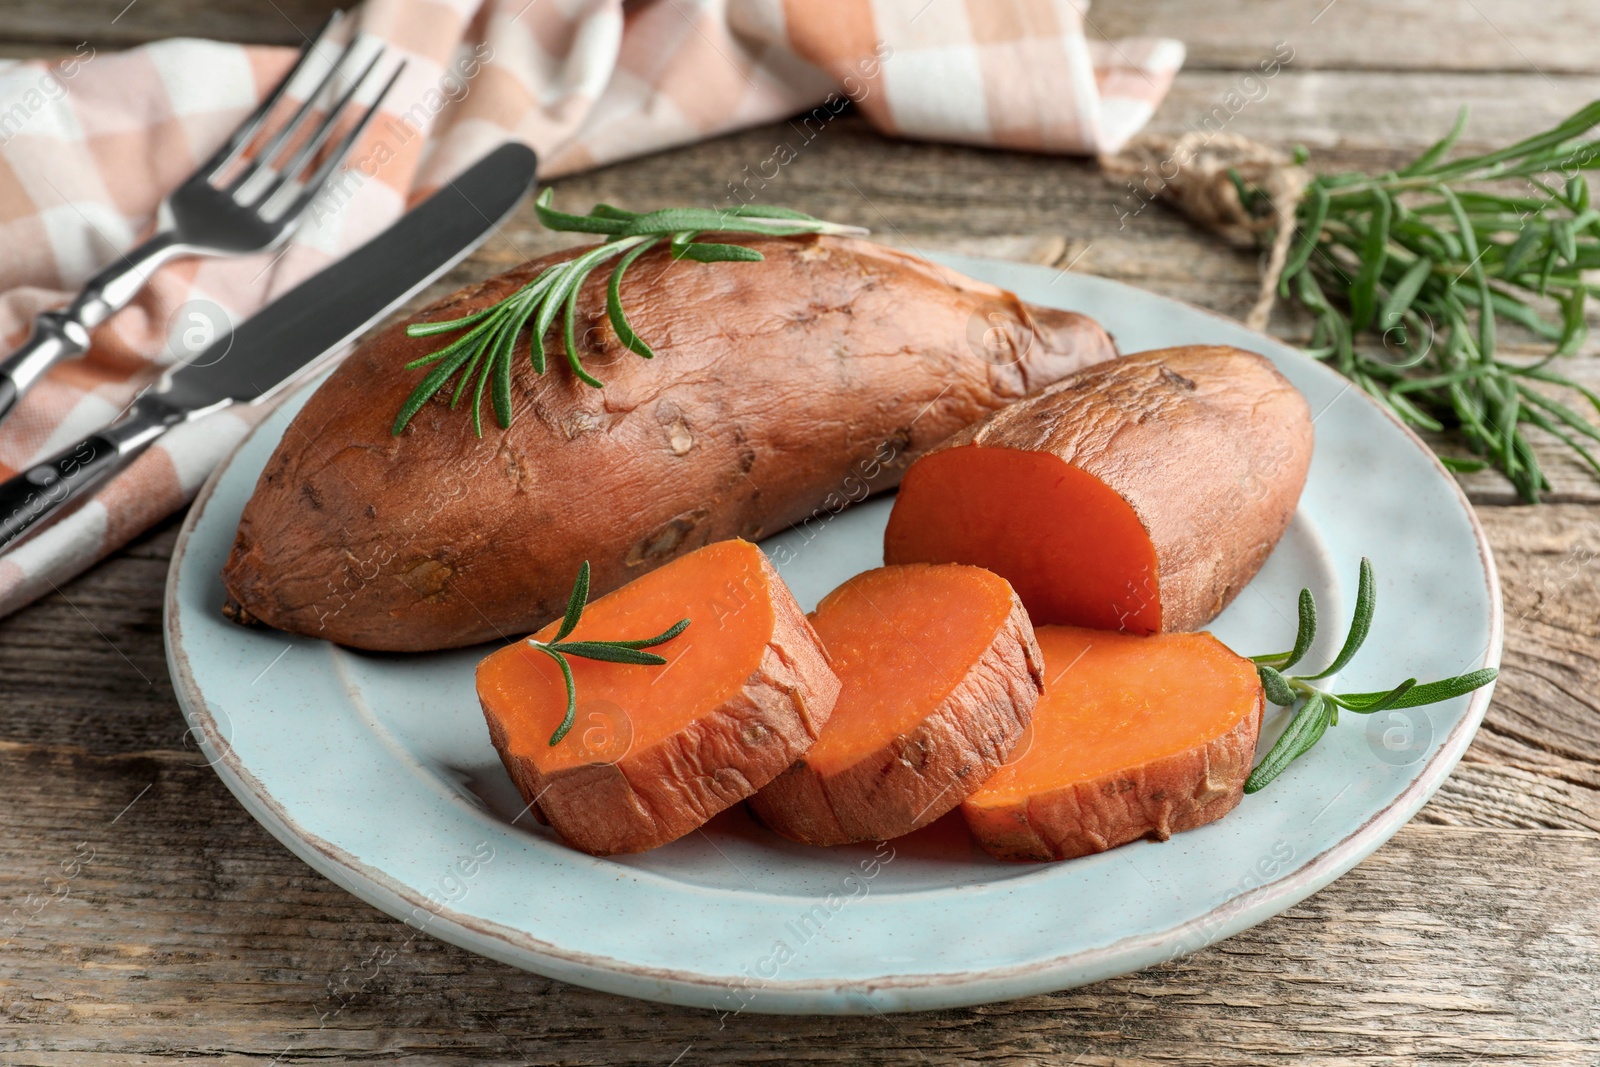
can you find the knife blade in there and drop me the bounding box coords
[0,142,538,552]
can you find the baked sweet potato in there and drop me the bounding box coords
[748,564,1042,845]
[220,234,1118,652]
[961,625,1264,862]
[477,539,840,856]
[883,345,1312,633]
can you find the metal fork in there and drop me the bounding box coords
[0,11,405,425]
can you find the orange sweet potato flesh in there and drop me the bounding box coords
[221,234,1118,652]
[749,564,1043,846]
[883,345,1313,634]
[961,625,1264,862]
[477,539,841,856]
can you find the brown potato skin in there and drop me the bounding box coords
[221,235,1118,651]
[892,345,1313,632]
[960,691,1263,862]
[482,550,841,856]
[748,585,1043,846]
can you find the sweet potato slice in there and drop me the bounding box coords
[883,345,1313,633]
[749,564,1043,846]
[477,539,841,856]
[961,625,1264,862]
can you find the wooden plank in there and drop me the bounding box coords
[1086,0,1600,76]
[1426,761,1600,832]
[2,0,1592,81]
[1463,504,1600,809]
[1150,71,1600,165]
[0,740,1594,1064]
[0,0,341,49]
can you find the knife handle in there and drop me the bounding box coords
[0,394,187,552]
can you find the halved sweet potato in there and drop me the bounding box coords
[883,345,1312,633]
[749,564,1043,846]
[961,625,1264,862]
[477,539,840,856]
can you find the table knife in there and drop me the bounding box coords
[0,142,537,553]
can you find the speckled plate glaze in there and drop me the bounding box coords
[165,255,1501,1014]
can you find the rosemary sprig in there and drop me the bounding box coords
[392,192,867,436]
[528,561,690,746]
[1245,101,1600,502]
[1244,558,1497,792]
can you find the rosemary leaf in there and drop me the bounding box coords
[607,237,661,358]
[491,318,515,430]
[1337,667,1500,710]
[1349,189,1392,330]
[402,315,497,370]
[1326,678,1416,712]
[1378,258,1433,333]
[1398,106,1468,177]
[391,342,478,435]
[603,618,692,649]
[448,344,486,409]
[1305,557,1376,680]
[562,278,603,389]
[1284,587,1318,669]
[554,560,590,642]
[675,242,766,263]
[551,642,668,666]
[1244,692,1332,794]
[1249,588,1317,671]
[407,305,496,337]
[1280,184,1329,295]
[1257,664,1297,706]
[535,644,578,745]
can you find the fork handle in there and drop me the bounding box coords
[0,392,187,551]
[0,230,187,423]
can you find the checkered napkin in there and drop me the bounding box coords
[0,0,1181,620]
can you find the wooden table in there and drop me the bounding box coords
[4,3,1598,1064]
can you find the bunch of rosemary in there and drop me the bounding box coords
[1240,101,1600,502]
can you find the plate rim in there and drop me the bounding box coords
[164,261,1503,1012]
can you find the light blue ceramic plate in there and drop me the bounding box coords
[165,256,1501,1014]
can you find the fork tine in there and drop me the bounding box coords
[228,31,364,195]
[246,42,386,209]
[198,10,346,184]
[261,56,407,223]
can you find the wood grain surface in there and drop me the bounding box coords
[3,2,1599,1064]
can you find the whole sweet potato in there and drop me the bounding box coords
[222,235,1117,651]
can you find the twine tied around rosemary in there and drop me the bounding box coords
[1102,131,1308,331]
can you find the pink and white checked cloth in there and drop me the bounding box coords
[0,0,1181,619]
